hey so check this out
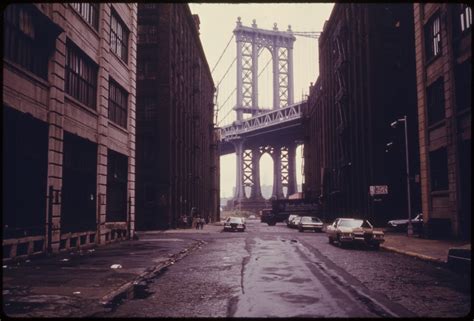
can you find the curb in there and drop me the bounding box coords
[380,245,446,265]
[97,240,205,310]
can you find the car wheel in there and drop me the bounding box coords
[328,237,333,244]
[372,243,380,250]
[336,235,343,247]
[298,227,303,232]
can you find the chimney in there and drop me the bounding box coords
[192,14,200,34]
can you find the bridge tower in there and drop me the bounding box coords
[234,17,296,120]
[230,18,299,213]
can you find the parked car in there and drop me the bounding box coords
[290,216,303,228]
[223,217,246,232]
[248,215,256,219]
[286,214,299,227]
[387,213,423,232]
[298,216,324,232]
[326,218,384,249]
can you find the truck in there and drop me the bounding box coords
[261,199,322,226]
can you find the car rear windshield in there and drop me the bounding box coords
[227,217,243,223]
[301,216,321,223]
[338,219,363,228]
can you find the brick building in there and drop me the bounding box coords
[3,3,137,259]
[413,4,471,239]
[303,3,420,226]
[135,3,219,230]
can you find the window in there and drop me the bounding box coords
[106,149,128,222]
[143,135,155,162]
[137,25,157,43]
[3,4,49,79]
[65,41,98,109]
[459,4,472,32]
[429,148,448,191]
[71,3,99,30]
[145,61,158,77]
[143,4,157,9]
[424,14,442,61]
[108,79,128,128]
[110,11,129,63]
[426,78,445,125]
[455,60,472,111]
[143,97,157,120]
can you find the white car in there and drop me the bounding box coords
[223,217,246,232]
[298,216,324,232]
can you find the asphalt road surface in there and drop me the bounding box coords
[97,219,471,318]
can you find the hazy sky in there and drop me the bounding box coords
[189,3,335,198]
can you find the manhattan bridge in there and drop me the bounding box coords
[215,18,320,212]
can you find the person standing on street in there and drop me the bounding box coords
[195,214,200,230]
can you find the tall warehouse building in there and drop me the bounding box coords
[304,3,420,226]
[413,3,471,239]
[135,3,219,230]
[3,3,138,259]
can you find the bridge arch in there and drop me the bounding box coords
[257,47,273,111]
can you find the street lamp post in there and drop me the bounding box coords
[391,115,413,236]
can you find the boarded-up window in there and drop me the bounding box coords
[426,78,445,125]
[106,149,128,222]
[455,60,471,111]
[61,132,98,232]
[429,147,448,191]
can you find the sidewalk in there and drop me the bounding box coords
[381,232,471,268]
[2,232,204,318]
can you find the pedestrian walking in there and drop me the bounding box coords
[199,217,206,230]
[195,215,200,230]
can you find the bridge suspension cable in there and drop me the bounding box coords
[216,57,237,89]
[211,34,235,74]
[217,47,275,126]
[217,103,235,126]
[291,31,321,39]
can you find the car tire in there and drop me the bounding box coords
[298,228,303,232]
[336,235,343,247]
[372,243,380,250]
[328,237,333,244]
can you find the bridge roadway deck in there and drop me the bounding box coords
[218,101,306,156]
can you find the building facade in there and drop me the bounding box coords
[304,3,420,226]
[3,3,138,259]
[413,3,471,239]
[135,3,219,230]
